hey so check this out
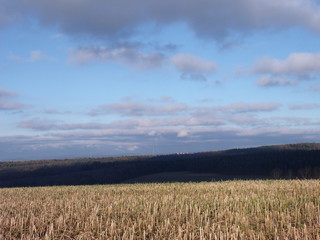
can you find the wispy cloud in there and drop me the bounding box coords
[0,88,29,110]
[147,96,176,103]
[194,102,281,115]
[68,46,166,70]
[19,100,283,133]
[6,96,319,160]
[221,103,281,113]
[51,33,64,39]
[69,46,217,81]
[171,54,216,81]
[89,101,189,117]
[42,109,72,115]
[18,118,108,131]
[310,84,320,91]
[0,101,28,110]
[256,76,297,87]
[289,104,320,110]
[9,50,55,63]
[171,54,216,73]
[0,88,17,98]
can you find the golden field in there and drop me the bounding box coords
[0,180,319,240]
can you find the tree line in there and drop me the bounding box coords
[0,143,320,187]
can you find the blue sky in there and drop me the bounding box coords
[1,0,320,161]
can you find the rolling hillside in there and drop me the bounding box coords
[1,143,320,187]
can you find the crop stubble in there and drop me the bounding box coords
[0,180,319,239]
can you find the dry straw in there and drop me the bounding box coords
[0,180,319,239]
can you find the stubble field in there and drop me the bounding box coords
[0,180,319,240]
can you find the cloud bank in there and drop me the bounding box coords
[2,0,320,42]
[1,97,317,160]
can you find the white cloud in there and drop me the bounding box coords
[128,145,139,151]
[177,129,189,137]
[250,52,320,87]
[171,53,216,81]
[252,52,320,76]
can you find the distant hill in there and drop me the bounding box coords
[0,142,320,187]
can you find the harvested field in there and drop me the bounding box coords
[0,180,319,239]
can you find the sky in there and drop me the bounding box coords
[1,0,320,161]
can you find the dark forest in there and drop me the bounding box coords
[1,143,320,187]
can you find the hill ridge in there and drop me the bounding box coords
[1,142,320,187]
